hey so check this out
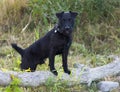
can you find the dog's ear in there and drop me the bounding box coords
[69,11,78,18]
[56,11,64,18]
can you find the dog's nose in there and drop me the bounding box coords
[65,26,70,30]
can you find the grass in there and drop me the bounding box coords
[0,0,28,31]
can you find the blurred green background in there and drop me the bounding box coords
[0,0,120,54]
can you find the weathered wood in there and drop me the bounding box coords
[0,56,120,87]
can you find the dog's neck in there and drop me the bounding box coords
[54,24,60,33]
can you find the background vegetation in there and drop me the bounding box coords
[0,0,120,92]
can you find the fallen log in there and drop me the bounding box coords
[0,56,120,87]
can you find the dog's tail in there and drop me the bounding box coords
[11,43,24,57]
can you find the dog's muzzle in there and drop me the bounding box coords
[65,26,70,30]
[64,26,72,34]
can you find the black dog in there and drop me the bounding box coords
[11,11,78,75]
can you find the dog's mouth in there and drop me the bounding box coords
[65,30,70,34]
[58,28,72,36]
[65,28,73,34]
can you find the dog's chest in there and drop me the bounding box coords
[51,34,71,52]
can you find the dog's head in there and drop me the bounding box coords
[56,11,78,35]
[20,58,36,72]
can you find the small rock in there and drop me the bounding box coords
[97,81,119,92]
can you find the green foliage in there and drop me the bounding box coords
[71,42,89,55]
[4,75,22,92]
[82,0,114,22]
[12,57,21,71]
[80,82,99,92]
[45,75,69,92]
[28,0,119,26]
[29,0,81,25]
[74,23,120,54]
[34,27,40,40]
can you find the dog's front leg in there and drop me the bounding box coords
[62,48,71,75]
[49,48,58,76]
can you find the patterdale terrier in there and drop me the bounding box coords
[11,11,78,75]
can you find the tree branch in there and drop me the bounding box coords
[0,56,120,87]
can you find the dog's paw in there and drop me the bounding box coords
[51,70,58,76]
[64,69,71,75]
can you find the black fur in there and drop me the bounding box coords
[11,11,78,75]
